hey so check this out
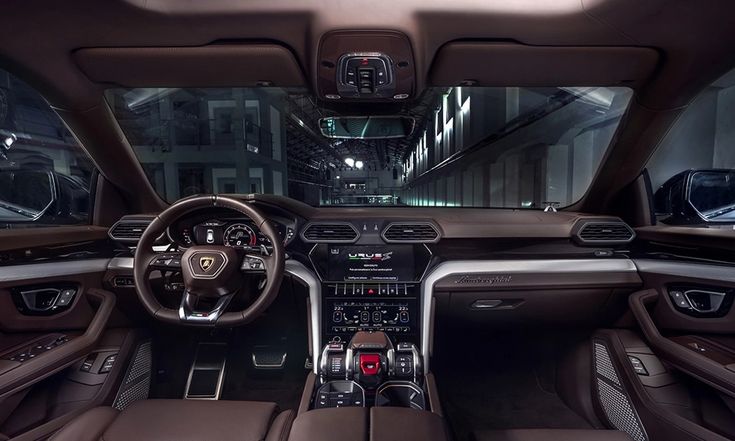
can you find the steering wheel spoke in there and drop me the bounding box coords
[178,290,234,323]
[147,252,183,271]
[242,253,271,274]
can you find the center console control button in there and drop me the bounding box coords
[396,354,413,376]
[314,380,365,409]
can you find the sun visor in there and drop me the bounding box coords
[429,42,659,88]
[73,44,305,87]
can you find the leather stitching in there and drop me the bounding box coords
[277,411,295,441]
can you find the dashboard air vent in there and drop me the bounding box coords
[109,217,154,242]
[382,223,440,243]
[575,220,635,245]
[301,223,359,243]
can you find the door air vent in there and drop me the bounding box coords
[573,220,635,245]
[301,223,359,243]
[109,217,154,243]
[382,223,440,243]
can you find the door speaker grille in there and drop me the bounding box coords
[113,341,152,410]
[593,341,647,441]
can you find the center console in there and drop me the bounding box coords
[292,330,446,441]
[291,232,446,441]
[309,243,430,347]
[312,331,424,411]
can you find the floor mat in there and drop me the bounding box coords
[434,332,593,441]
[148,324,309,412]
[219,344,307,412]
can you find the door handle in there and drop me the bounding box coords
[19,288,61,312]
[683,289,726,314]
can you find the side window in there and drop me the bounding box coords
[647,68,735,227]
[0,69,95,228]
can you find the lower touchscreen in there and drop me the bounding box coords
[325,299,417,337]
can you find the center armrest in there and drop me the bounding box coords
[286,407,449,441]
[287,408,368,441]
[370,407,449,441]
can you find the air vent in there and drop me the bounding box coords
[301,223,359,243]
[109,217,154,242]
[574,220,635,245]
[382,222,440,243]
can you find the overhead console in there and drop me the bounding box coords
[317,31,416,101]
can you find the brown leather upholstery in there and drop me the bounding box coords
[475,429,634,441]
[288,407,449,441]
[50,400,292,441]
[370,407,448,441]
[49,407,118,441]
[288,408,368,441]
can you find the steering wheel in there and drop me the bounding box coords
[133,195,285,326]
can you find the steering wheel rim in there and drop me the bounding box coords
[133,195,285,326]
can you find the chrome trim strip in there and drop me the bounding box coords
[284,259,322,374]
[0,258,111,283]
[634,259,735,283]
[420,259,637,370]
[108,257,133,270]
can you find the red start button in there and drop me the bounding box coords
[359,353,381,376]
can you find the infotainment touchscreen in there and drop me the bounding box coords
[327,245,415,281]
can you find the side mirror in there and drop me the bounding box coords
[654,169,735,224]
[0,170,58,223]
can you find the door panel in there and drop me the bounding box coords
[0,229,143,439]
[596,258,735,441]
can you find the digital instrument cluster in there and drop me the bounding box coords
[170,218,295,251]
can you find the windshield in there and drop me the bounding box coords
[105,86,632,208]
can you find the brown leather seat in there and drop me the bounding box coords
[50,399,294,441]
[475,429,634,441]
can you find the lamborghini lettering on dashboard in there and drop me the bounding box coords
[454,275,513,285]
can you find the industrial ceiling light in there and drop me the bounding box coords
[355,160,364,169]
[2,133,16,149]
[344,157,355,167]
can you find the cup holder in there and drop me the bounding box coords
[374,381,426,410]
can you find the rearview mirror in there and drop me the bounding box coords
[0,170,57,222]
[654,169,735,224]
[319,116,415,139]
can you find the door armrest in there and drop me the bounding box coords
[0,289,115,398]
